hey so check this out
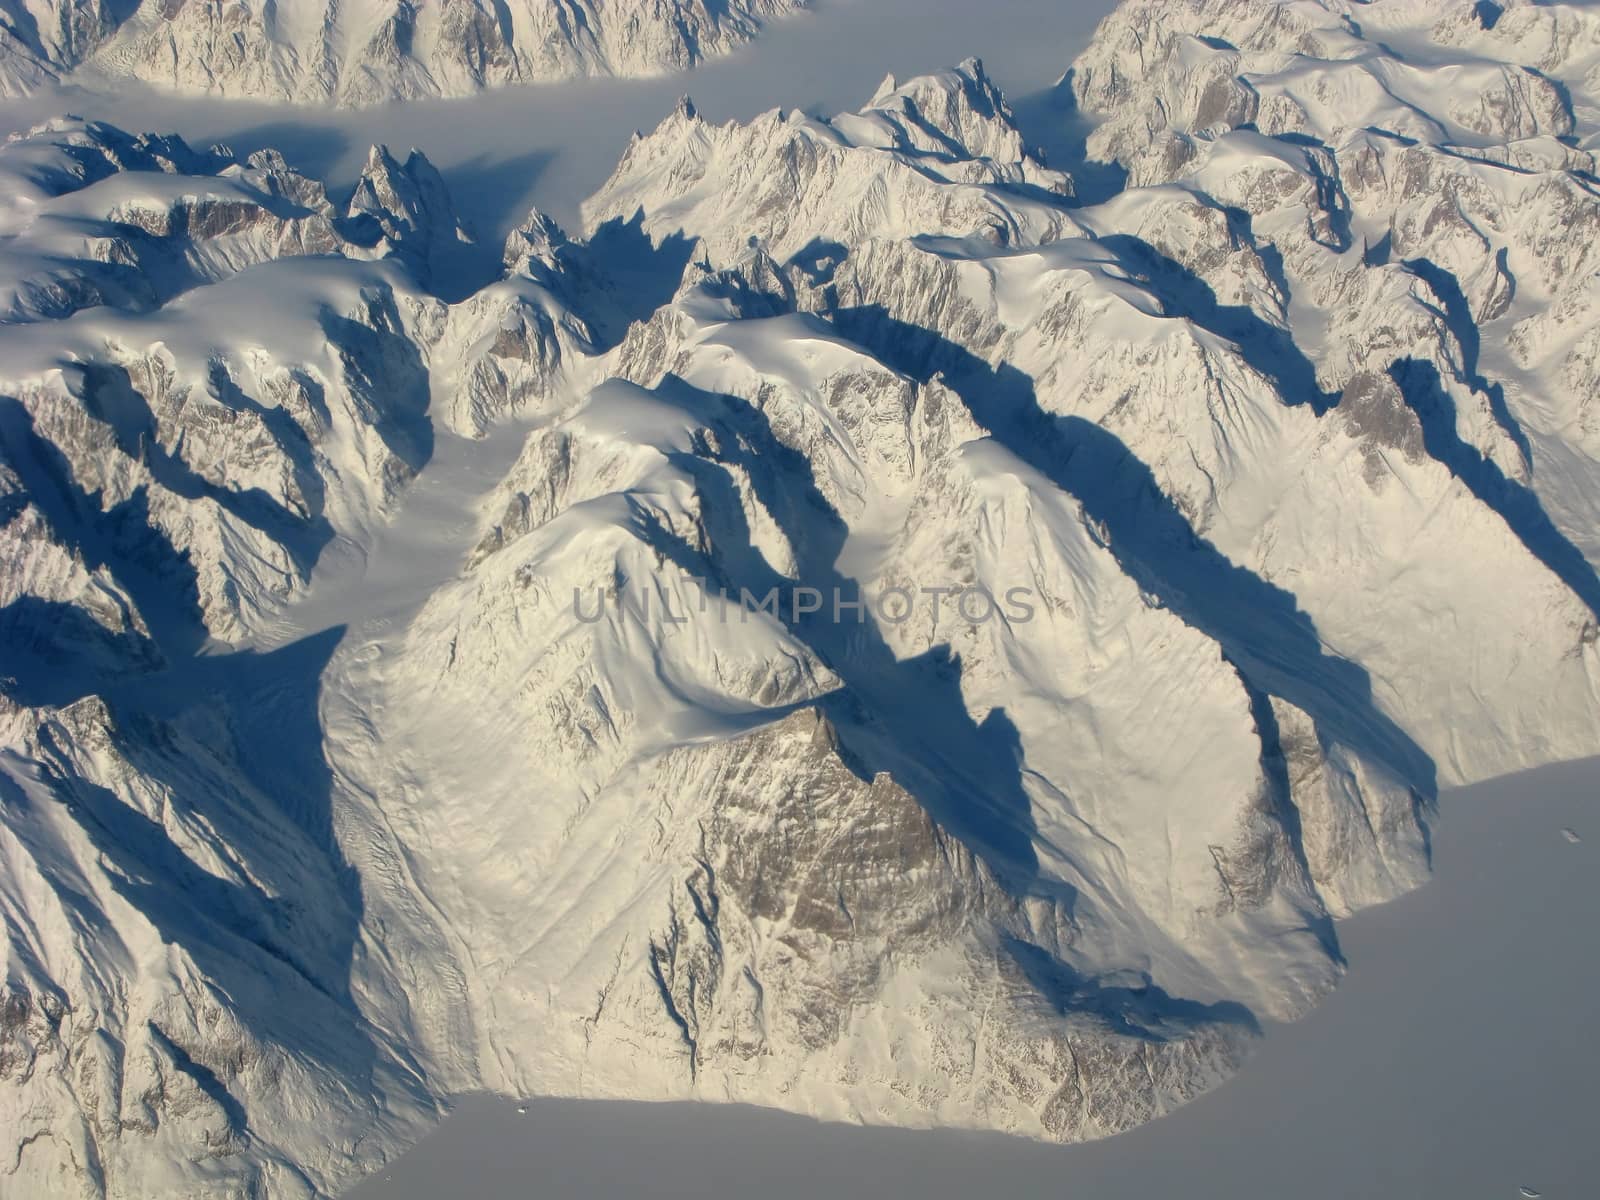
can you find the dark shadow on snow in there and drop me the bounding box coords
[631,369,1046,895]
[318,293,435,476]
[210,120,353,189]
[1389,355,1600,620]
[0,380,407,1104]
[1096,233,1337,413]
[823,305,1437,813]
[24,623,395,1093]
[78,361,336,580]
[1227,666,1353,956]
[0,392,210,662]
[0,596,162,708]
[1403,255,1532,467]
[1002,935,1261,1039]
[1008,69,1128,208]
[421,148,556,301]
[575,213,699,350]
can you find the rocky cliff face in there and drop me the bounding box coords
[5,2,1600,1196]
[0,0,808,103]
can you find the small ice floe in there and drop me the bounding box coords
[1519,1187,1542,1198]
[1561,828,1582,844]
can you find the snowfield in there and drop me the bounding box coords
[2,1,1600,1196]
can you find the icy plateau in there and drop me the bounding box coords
[4,0,1600,1196]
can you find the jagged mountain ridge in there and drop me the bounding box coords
[0,0,808,104]
[3,1,1600,1196]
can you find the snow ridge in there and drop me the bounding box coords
[0,0,810,105]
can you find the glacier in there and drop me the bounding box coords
[2,0,1600,1196]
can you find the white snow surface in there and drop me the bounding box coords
[2,2,1600,1197]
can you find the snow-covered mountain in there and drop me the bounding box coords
[4,1,1600,1196]
[0,0,808,104]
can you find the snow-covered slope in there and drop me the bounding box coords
[0,0,808,104]
[5,2,1600,1196]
